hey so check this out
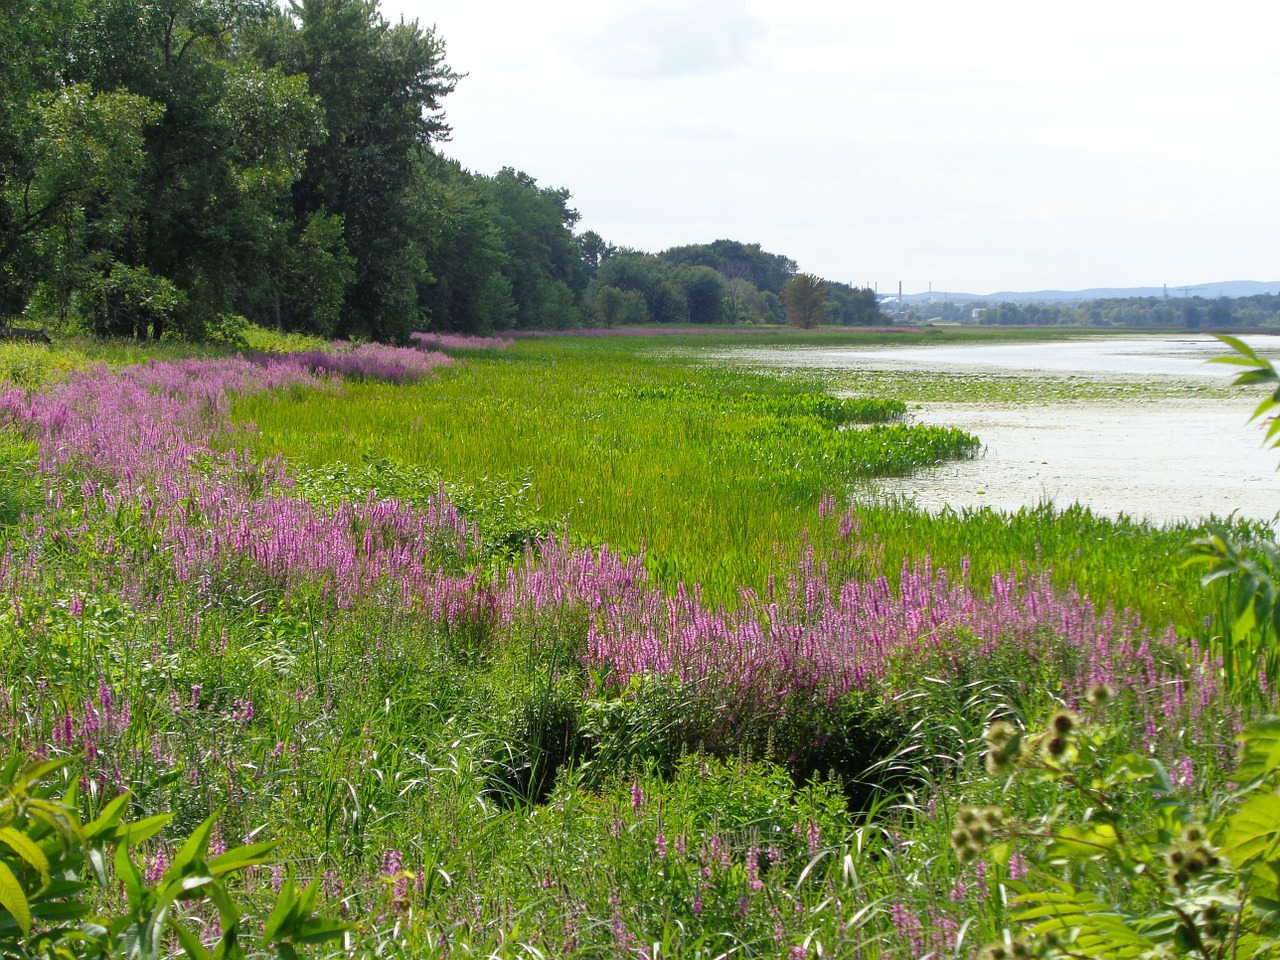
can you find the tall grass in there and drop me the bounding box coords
[0,330,1252,957]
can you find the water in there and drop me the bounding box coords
[735,335,1280,525]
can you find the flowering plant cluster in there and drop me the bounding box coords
[957,696,1280,960]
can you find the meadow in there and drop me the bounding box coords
[0,328,1274,959]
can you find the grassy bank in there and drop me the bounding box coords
[0,329,1262,958]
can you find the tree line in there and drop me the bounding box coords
[973,295,1280,329]
[0,0,883,342]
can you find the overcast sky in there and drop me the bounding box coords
[377,0,1280,295]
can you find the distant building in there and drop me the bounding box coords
[972,308,987,318]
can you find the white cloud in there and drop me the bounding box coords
[374,0,1280,291]
[566,0,766,78]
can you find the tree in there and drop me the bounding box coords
[55,0,328,339]
[826,283,883,326]
[257,0,459,341]
[675,265,725,325]
[577,229,615,278]
[477,168,585,329]
[782,273,828,328]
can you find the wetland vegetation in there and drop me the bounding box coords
[1,327,1278,958]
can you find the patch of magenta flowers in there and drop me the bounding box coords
[0,352,1234,760]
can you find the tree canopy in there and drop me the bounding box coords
[0,0,884,339]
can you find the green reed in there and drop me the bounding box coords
[233,337,978,602]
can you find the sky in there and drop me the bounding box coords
[377,0,1280,295]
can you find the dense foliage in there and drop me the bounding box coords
[0,331,1268,956]
[971,294,1280,329]
[0,0,883,341]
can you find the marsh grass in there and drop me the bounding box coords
[0,328,1256,958]
[234,338,980,601]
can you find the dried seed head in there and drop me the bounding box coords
[985,746,1012,776]
[1045,736,1068,758]
[980,805,1005,830]
[1049,709,1079,736]
[984,720,1018,746]
[1085,682,1116,708]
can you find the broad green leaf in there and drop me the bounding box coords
[0,826,50,885]
[10,757,71,796]
[1238,718,1280,785]
[174,924,213,960]
[118,813,171,847]
[207,841,277,878]
[295,875,320,919]
[114,842,143,911]
[0,859,31,935]
[87,845,109,886]
[262,871,297,942]
[207,881,240,929]
[294,917,353,945]
[83,792,131,839]
[166,814,216,880]
[1224,791,1280,866]
[1247,863,1280,938]
[1049,823,1119,860]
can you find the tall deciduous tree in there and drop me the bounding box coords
[477,168,584,329]
[782,273,828,328]
[56,0,327,338]
[257,0,458,341]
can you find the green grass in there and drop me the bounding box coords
[233,337,980,601]
[0,327,1260,958]
[233,334,1229,629]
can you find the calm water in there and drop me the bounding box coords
[735,335,1280,525]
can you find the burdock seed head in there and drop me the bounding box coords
[1085,682,1116,709]
[985,745,1013,776]
[984,720,1019,746]
[1049,709,1079,736]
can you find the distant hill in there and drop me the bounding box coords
[897,280,1280,305]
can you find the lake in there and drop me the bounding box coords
[730,334,1280,526]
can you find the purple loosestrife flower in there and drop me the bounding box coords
[1008,851,1027,882]
[889,902,925,957]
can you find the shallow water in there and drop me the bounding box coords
[742,334,1269,379]
[878,402,1280,525]
[733,334,1280,525]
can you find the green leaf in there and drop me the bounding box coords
[1250,860,1280,930]
[118,812,171,847]
[293,916,353,945]
[114,842,144,911]
[1048,823,1119,860]
[206,841,277,878]
[1224,791,1280,866]
[0,858,32,935]
[83,792,131,839]
[0,826,50,885]
[262,871,297,943]
[10,757,71,796]
[165,813,216,881]
[1238,718,1280,786]
[174,924,213,960]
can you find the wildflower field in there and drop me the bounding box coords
[0,329,1273,958]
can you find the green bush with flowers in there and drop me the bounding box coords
[957,683,1280,960]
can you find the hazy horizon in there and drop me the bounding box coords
[378,0,1280,295]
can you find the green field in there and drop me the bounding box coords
[0,328,1275,959]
